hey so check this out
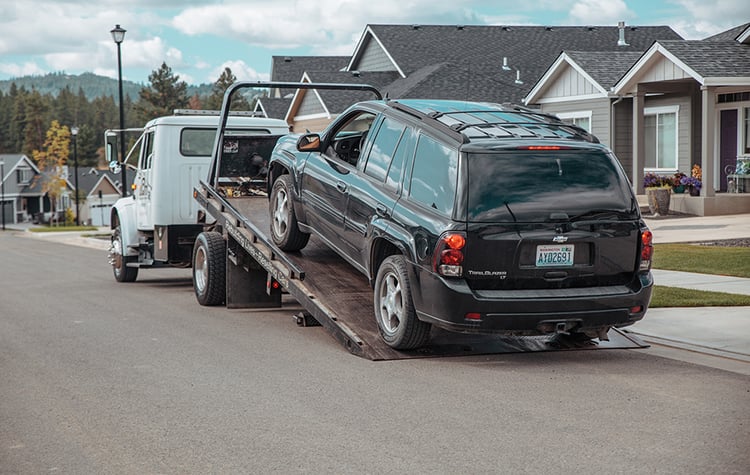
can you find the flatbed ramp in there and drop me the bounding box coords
[207,191,647,361]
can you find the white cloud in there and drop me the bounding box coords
[667,0,748,38]
[0,61,47,78]
[209,60,269,83]
[568,0,634,24]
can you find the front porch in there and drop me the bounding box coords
[638,191,750,216]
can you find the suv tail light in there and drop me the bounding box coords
[433,232,466,277]
[639,228,653,271]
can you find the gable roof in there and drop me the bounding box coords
[703,22,750,42]
[525,51,644,104]
[614,39,750,93]
[254,97,293,119]
[347,24,682,103]
[0,153,40,173]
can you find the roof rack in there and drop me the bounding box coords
[388,101,598,144]
[173,109,263,117]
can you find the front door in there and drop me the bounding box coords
[720,109,738,192]
[135,130,155,230]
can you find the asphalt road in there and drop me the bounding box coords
[1,232,749,474]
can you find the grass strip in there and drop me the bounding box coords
[653,243,750,278]
[649,285,750,308]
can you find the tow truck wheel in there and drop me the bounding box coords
[193,232,226,306]
[270,175,310,251]
[110,224,138,282]
[374,255,431,350]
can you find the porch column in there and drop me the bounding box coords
[701,85,716,197]
[632,90,646,194]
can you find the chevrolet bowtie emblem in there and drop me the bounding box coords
[552,235,568,243]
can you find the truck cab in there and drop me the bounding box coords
[107,110,289,282]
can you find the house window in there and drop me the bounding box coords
[16,168,33,184]
[556,111,591,132]
[644,106,678,171]
[744,107,750,155]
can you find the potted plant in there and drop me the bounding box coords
[683,164,702,196]
[644,173,672,215]
[671,172,687,193]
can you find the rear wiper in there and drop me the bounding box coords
[504,202,518,222]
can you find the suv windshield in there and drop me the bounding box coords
[467,149,635,222]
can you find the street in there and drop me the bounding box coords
[1,232,749,474]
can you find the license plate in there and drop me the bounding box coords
[536,244,574,267]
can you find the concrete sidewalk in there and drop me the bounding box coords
[629,214,750,372]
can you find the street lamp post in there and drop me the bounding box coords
[0,160,5,231]
[111,24,127,197]
[71,126,80,226]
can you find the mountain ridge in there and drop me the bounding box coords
[0,72,213,101]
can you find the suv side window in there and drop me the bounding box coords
[364,117,405,182]
[385,126,416,192]
[327,111,376,166]
[408,134,457,214]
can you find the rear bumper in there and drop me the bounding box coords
[411,267,653,335]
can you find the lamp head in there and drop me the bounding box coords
[111,24,126,44]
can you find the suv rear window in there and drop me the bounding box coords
[467,149,635,222]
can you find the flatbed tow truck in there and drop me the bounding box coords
[191,82,648,360]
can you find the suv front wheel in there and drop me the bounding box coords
[270,175,310,251]
[374,255,431,350]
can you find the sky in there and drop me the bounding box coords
[0,0,747,86]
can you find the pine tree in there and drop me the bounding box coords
[135,62,189,121]
[205,67,249,111]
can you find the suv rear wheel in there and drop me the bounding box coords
[374,255,431,350]
[270,175,310,251]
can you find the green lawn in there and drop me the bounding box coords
[650,285,750,308]
[653,243,750,278]
[650,243,750,308]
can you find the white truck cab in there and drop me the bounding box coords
[106,110,289,282]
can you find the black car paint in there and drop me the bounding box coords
[268,99,652,337]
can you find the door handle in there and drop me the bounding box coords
[376,203,389,217]
[336,181,347,193]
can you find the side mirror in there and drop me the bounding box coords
[109,160,121,174]
[105,131,118,161]
[297,134,321,152]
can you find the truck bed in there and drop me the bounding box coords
[216,193,647,360]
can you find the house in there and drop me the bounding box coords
[255,55,351,126]
[255,23,681,132]
[524,22,750,215]
[0,154,49,224]
[73,168,122,226]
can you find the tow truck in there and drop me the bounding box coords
[189,82,648,360]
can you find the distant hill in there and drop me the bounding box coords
[0,72,213,101]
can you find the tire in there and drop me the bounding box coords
[192,232,226,306]
[110,224,138,283]
[374,255,431,350]
[270,175,310,251]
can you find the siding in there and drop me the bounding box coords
[540,98,611,145]
[614,99,633,181]
[543,64,599,99]
[296,91,327,117]
[356,37,396,72]
[293,117,335,133]
[639,55,692,83]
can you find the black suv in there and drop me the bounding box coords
[267,99,653,350]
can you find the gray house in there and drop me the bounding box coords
[0,154,48,224]
[255,23,681,132]
[525,22,750,215]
